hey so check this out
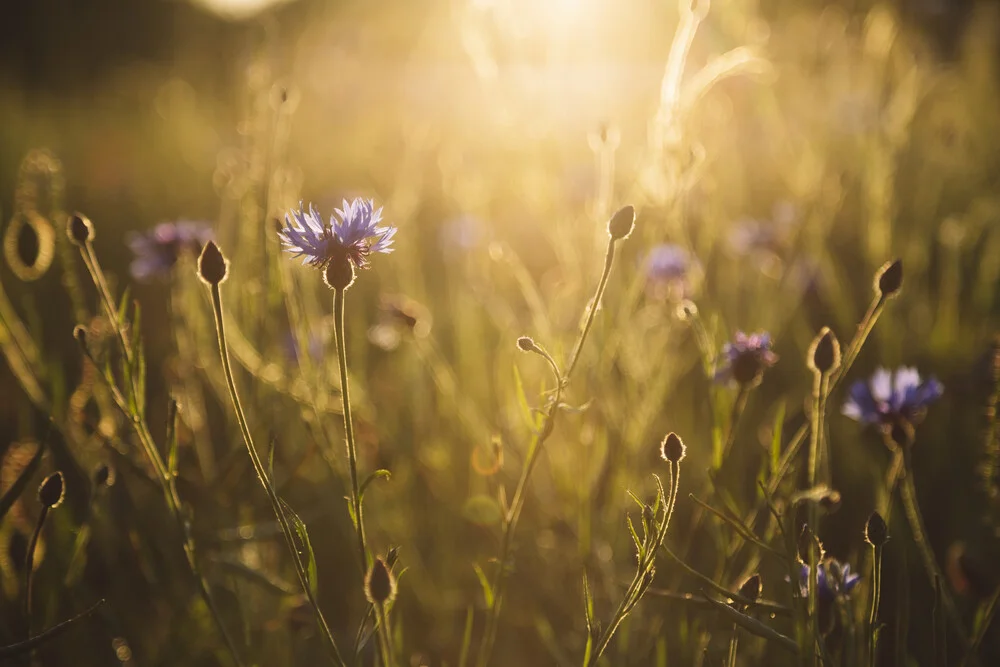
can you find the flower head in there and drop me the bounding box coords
[127,221,214,281]
[279,199,395,272]
[842,367,943,426]
[799,558,861,601]
[715,331,779,386]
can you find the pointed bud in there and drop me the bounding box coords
[323,256,355,291]
[364,557,397,605]
[67,213,94,246]
[808,327,841,375]
[737,573,762,604]
[865,511,888,547]
[517,336,539,353]
[607,205,636,241]
[198,241,229,286]
[660,432,686,463]
[38,471,65,509]
[875,259,903,298]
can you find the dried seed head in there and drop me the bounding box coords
[865,511,888,547]
[197,241,229,286]
[323,255,355,291]
[875,259,903,298]
[67,213,94,246]
[737,573,762,604]
[38,471,65,509]
[808,327,841,374]
[608,205,636,241]
[660,432,686,463]
[364,557,397,605]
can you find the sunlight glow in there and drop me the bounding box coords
[190,0,295,20]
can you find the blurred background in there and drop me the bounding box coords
[2,0,1000,665]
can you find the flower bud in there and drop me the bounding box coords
[737,573,762,604]
[364,557,397,605]
[875,259,903,298]
[660,432,686,463]
[808,327,841,374]
[67,213,94,246]
[197,241,229,286]
[865,511,888,547]
[517,336,538,353]
[38,471,65,509]
[323,255,355,291]
[607,205,636,241]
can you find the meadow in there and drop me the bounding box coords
[1,0,999,665]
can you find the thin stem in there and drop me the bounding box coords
[960,586,1000,667]
[806,369,830,667]
[726,623,740,667]
[899,470,976,665]
[0,599,105,660]
[376,603,395,667]
[334,287,369,572]
[477,238,619,667]
[720,385,750,467]
[868,544,882,667]
[210,283,347,667]
[23,507,49,637]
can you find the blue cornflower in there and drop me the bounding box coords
[842,367,943,426]
[279,199,395,271]
[799,559,861,600]
[645,244,698,299]
[715,331,779,386]
[127,221,214,282]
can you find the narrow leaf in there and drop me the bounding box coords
[279,498,318,598]
[512,364,535,429]
[457,606,475,667]
[770,401,785,475]
[699,591,799,654]
[166,398,179,477]
[358,469,392,500]
[472,563,494,608]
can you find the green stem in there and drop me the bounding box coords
[868,544,882,667]
[334,287,369,572]
[899,471,976,665]
[726,623,740,667]
[376,603,395,667]
[210,283,347,667]
[477,238,619,667]
[23,507,49,637]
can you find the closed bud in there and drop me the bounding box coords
[607,205,636,241]
[67,213,94,246]
[517,336,538,353]
[72,325,88,349]
[38,471,65,509]
[323,255,355,291]
[364,557,397,605]
[737,573,762,604]
[808,327,841,374]
[865,511,888,547]
[875,259,903,298]
[660,432,686,463]
[197,241,229,286]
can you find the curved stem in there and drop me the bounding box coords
[23,507,49,637]
[334,288,369,572]
[210,283,347,667]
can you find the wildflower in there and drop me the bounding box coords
[842,367,943,426]
[715,331,778,387]
[127,221,214,281]
[644,244,699,299]
[279,199,395,274]
[799,558,860,600]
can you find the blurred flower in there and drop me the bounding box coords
[283,330,325,365]
[368,294,431,351]
[644,244,698,299]
[842,367,943,426]
[715,331,778,387]
[727,202,799,275]
[799,558,861,600]
[440,215,483,253]
[279,199,395,271]
[127,221,214,281]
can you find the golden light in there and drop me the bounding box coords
[189,0,296,21]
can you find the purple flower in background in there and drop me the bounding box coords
[127,221,214,282]
[279,199,395,271]
[440,215,483,252]
[843,367,943,426]
[715,331,779,386]
[644,244,698,299]
[728,202,798,263]
[799,559,861,600]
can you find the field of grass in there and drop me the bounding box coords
[1,0,1000,665]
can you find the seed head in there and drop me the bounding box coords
[865,511,888,547]
[808,327,841,374]
[67,213,94,246]
[660,432,686,463]
[875,259,903,298]
[737,573,762,604]
[608,205,636,241]
[197,241,229,286]
[38,471,65,509]
[323,255,355,291]
[364,557,397,605]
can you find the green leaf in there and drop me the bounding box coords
[512,364,536,430]
[770,401,785,476]
[698,592,798,654]
[279,498,318,598]
[626,514,643,557]
[582,572,595,637]
[358,469,391,501]
[457,607,474,667]
[116,286,131,329]
[0,442,45,521]
[472,562,494,608]
[267,438,277,483]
